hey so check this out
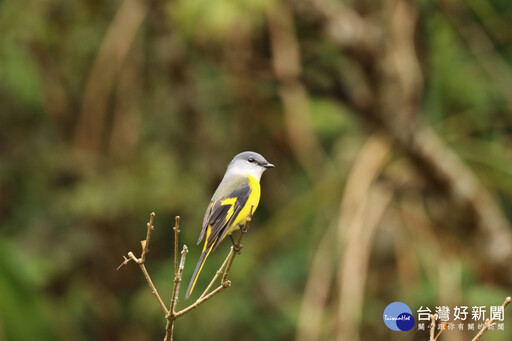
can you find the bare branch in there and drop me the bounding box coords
[118,212,168,316]
[200,250,232,299]
[117,212,154,270]
[173,216,181,276]
[165,244,188,341]
[429,313,437,341]
[433,322,447,341]
[116,255,131,270]
[140,263,169,316]
[121,210,255,341]
[174,281,231,319]
[141,212,155,262]
[472,296,511,341]
[169,220,185,315]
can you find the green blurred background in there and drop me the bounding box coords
[1,0,511,340]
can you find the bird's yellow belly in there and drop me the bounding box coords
[228,174,261,234]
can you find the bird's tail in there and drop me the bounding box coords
[185,244,214,299]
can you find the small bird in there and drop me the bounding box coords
[185,151,274,299]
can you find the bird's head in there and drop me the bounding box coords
[226,151,274,181]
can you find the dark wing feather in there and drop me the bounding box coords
[198,177,252,251]
[204,200,231,248]
[197,201,213,244]
[211,185,251,251]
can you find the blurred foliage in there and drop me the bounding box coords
[1,0,512,340]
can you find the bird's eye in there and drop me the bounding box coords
[248,158,255,163]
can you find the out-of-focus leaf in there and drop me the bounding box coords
[0,239,58,340]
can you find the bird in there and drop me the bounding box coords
[185,151,274,299]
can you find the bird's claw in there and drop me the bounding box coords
[229,234,243,254]
[233,244,243,254]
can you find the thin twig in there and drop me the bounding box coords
[170,246,237,319]
[174,282,231,319]
[164,217,185,341]
[169,218,184,315]
[222,237,243,284]
[117,212,155,270]
[141,212,155,262]
[429,313,437,341]
[165,245,188,341]
[173,216,180,276]
[433,322,447,341]
[140,262,169,316]
[117,212,169,316]
[472,296,511,341]
[200,251,232,299]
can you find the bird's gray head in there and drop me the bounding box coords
[225,151,274,181]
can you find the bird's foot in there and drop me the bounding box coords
[229,235,243,254]
[239,223,249,234]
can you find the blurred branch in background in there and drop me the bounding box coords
[267,0,330,180]
[304,0,512,279]
[439,0,512,111]
[336,134,392,341]
[295,222,334,341]
[109,33,143,163]
[73,0,147,162]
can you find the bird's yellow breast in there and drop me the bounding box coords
[227,174,261,235]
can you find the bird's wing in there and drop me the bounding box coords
[187,176,254,299]
[197,176,252,251]
[197,200,214,244]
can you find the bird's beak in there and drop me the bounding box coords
[263,163,275,168]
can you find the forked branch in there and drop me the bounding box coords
[428,297,511,341]
[118,208,254,341]
[472,296,511,341]
[117,212,169,315]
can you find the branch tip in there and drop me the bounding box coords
[126,251,140,264]
[116,255,131,270]
[173,216,181,232]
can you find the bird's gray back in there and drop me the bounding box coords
[211,175,249,202]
